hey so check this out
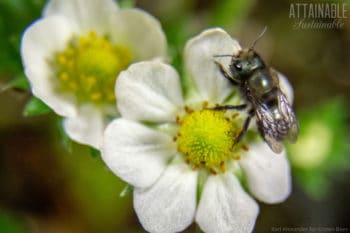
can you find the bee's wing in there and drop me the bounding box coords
[270,68,299,143]
[255,104,284,154]
[264,134,284,154]
[277,90,299,143]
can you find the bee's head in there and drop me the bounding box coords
[214,26,268,84]
[229,50,265,81]
[228,26,268,82]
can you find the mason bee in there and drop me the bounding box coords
[213,28,298,153]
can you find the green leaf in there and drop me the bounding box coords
[0,211,28,233]
[0,0,45,76]
[23,97,51,116]
[119,184,133,197]
[90,147,101,157]
[211,0,255,27]
[1,74,30,91]
[195,224,205,233]
[56,117,73,153]
[119,0,135,8]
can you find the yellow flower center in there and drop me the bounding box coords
[177,109,242,173]
[52,31,132,106]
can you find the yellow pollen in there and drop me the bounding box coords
[177,110,241,173]
[51,31,132,106]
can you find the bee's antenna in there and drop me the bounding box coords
[213,55,234,58]
[213,55,238,61]
[249,26,267,50]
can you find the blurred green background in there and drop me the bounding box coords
[0,0,349,232]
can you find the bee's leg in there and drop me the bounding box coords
[214,61,238,84]
[210,104,247,111]
[233,109,254,145]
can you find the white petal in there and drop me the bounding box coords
[21,16,77,117]
[239,143,292,204]
[63,104,104,149]
[43,0,118,34]
[102,119,175,188]
[116,61,183,122]
[134,162,197,233]
[110,8,167,61]
[277,71,294,103]
[196,173,259,233]
[185,28,241,103]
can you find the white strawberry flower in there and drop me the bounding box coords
[102,28,292,233]
[21,0,167,148]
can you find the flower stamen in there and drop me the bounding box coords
[176,109,241,173]
[51,31,132,106]
[241,144,250,151]
[232,154,241,160]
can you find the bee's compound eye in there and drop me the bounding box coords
[234,62,242,71]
